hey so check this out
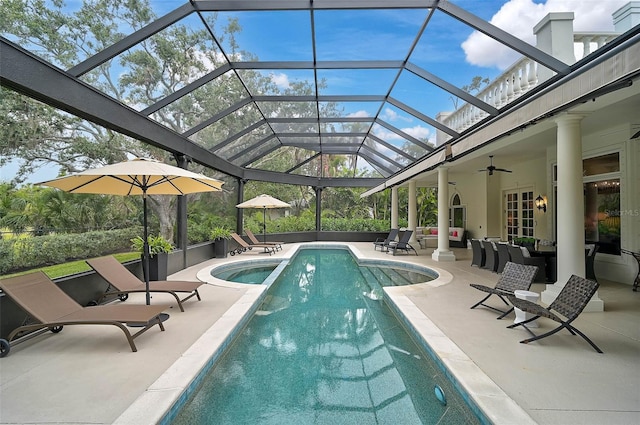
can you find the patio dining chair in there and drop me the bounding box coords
[373,228,399,252]
[496,243,511,273]
[469,262,539,319]
[508,244,547,283]
[507,275,602,353]
[470,239,486,268]
[482,240,498,272]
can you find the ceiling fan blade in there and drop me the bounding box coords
[494,168,512,173]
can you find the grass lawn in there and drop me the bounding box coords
[0,252,140,280]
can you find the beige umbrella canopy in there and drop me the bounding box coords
[236,194,290,242]
[39,158,224,305]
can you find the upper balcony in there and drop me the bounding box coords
[436,30,621,145]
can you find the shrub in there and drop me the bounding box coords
[0,227,141,275]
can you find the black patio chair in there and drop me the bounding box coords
[508,244,547,283]
[470,239,486,268]
[373,228,399,252]
[389,230,417,256]
[496,242,511,273]
[507,275,602,353]
[482,240,498,272]
[469,262,539,319]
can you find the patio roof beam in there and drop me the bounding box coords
[387,97,460,138]
[268,117,374,123]
[275,132,367,138]
[0,38,242,177]
[357,152,396,176]
[405,63,499,116]
[68,3,195,77]
[227,134,277,162]
[141,64,232,116]
[210,119,267,152]
[374,118,433,151]
[252,95,386,102]
[438,1,570,75]
[359,145,404,169]
[182,98,254,137]
[240,166,384,187]
[285,153,321,174]
[367,134,417,161]
[240,144,282,167]
[193,0,438,12]
[230,60,404,70]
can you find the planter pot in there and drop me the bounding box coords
[214,239,228,258]
[147,252,168,281]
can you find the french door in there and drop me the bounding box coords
[504,189,534,241]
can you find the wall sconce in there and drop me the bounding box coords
[535,194,547,213]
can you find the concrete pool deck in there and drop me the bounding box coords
[1,242,638,424]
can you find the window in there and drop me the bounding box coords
[584,179,620,254]
[449,193,466,228]
[553,152,621,254]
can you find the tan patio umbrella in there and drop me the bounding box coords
[39,158,223,306]
[236,194,290,243]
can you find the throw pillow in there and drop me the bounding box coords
[453,230,458,237]
[430,228,438,235]
[423,228,430,235]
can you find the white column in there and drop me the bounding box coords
[541,113,603,311]
[391,187,399,230]
[432,167,456,262]
[408,181,417,243]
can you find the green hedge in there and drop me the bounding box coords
[0,227,141,275]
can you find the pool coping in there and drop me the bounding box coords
[114,243,535,424]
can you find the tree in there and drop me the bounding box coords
[1,0,249,241]
[449,75,490,110]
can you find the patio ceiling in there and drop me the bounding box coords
[0,0,612,186]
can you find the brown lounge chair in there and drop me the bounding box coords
[230,232,276,256]
[245,228,282,251]
[0,271,168,357]
[86,256,202,312]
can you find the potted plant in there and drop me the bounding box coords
[131,234,174,281]
[512,237,536,250]
[210,227,232,258]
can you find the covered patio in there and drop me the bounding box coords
[1,243,638,424]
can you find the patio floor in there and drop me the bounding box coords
[0,242,638,424]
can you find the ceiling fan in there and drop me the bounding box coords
[479,155,512,175]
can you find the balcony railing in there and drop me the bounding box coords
[437,31,621,143]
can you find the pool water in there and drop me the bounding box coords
[212,261,435,288]
[172,248,480,424]
[213,265,278,284]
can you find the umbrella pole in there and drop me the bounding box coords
[142,193,151,305]
[263,207,266,243]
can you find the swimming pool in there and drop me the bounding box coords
[211,256,437,289]
[171,247,481,424]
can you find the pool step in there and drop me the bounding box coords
[365,266,414,287]
[359,268,385,300]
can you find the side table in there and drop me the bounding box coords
[513,290,539,328]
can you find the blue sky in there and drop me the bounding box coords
[2,0,630,183]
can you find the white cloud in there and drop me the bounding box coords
[270,72,291,90]
[402,125,431,140]
[461,0,628,70]
[374,124,431,143]
[347,110,370,118]
[381,107,412,122]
